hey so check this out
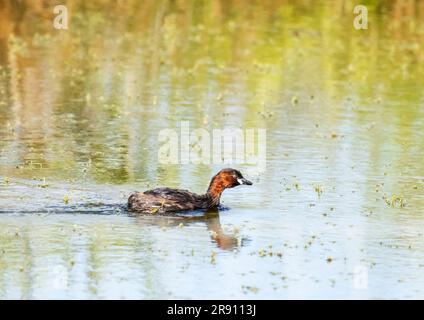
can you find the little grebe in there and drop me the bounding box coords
[128,168,252,214]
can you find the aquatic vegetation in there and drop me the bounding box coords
[384,194,406,208]
[258,111,274,119]
[242,286,259,294]
[313,185,324,198]
[258,249,267,257]
[38,178,49,188]
[256,247,283,258]
[210,251,217,264]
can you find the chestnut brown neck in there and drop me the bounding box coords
[206,176,226,207]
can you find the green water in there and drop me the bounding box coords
[0,0,423,299]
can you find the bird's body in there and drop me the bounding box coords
[128,188,210,214]
[128,168,252,214]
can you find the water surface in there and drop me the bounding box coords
[0,0,423,299]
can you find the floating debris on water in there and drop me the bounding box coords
[314,184,323,198]
[38,178,49,188]
[384,194,406,208]
[256,248,283,258]
[242,285,259,294]
[210,251,217,264]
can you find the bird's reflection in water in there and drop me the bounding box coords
[131,208,246,251]
[203,208,241,250]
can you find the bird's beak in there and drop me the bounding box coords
[238,178,253,185]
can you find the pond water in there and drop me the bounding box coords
[0,0,423,299]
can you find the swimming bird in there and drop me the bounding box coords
[127,168,252,214]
